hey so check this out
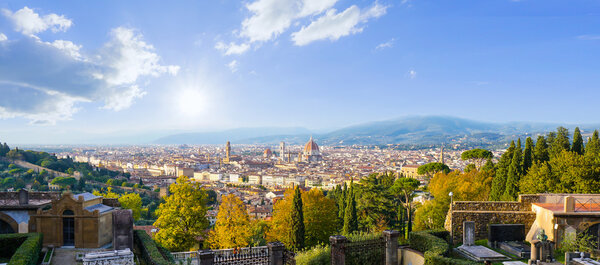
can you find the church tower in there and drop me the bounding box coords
[225,141,231,163]
[279,141,286,160]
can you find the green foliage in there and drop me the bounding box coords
[522,137,534,174]
[134,230,173,265]
[409,231,477,265]
[489,140,515,201]
[0,233,43,265]
[0,142,10,157]
[572,127,584,155]
[343,182,358,235]
[587,130,600,157]
[503,140,523,201]
[417,162,450,176]
[464,164,476,173]
[290,186,306,251]
[550,127,570,157]
[534,136,549,163]
[355,173,399,232]
[50,177,77,188]
[119,193,143,220]
[295,245,331,265]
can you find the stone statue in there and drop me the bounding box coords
[536,229,548,242]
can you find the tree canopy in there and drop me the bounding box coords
[417,162,450,176]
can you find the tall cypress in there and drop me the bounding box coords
[587,130,600,157]
[522,137,534,174]
[534,136,549,163]
[343,181,358,235]
[550,127,570,157]
[338,183,347,223]
[503,141,523,201]
[290,186,305,251]
[489,141,515,201]
[572,127,584,155]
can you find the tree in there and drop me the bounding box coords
[587,130,600,157]
[417,162,450,178]
[461,149,493,169]
[534,136,549,163]
[489,141,515,201]
[50,177,77,189]
[119,193,142,220]
[572,127,584,155]
[342,181,358,235]
[154,176,209,251]
[302,189,337,248]
[550,127,570,157]
[522,137,534,174]
[355,173,397,232]
[207,194,252,249]
[503,139,523,201]
[290,186,305,251]
[0,142,9,157]
[391,177,419,238]
[338,183,347,228]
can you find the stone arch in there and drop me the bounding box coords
[0,211,18,234]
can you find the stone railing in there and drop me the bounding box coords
[82,248,134,265]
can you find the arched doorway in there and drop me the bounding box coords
[0,219,15,234]
[63,210,75,246]
[584,223,600,251]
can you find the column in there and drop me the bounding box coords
[383,230,400,265]
[268,242,285,265]
[330,235,347,265]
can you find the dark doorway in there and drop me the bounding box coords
[584,223,600,250]
[0,219,15,234]
[63,210,75,246]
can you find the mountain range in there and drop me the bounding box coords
[154,116,600,148]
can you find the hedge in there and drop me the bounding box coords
[409,230,477,265]
[0,233,43,265]
[295,245,331,265]
[134,230,173,265]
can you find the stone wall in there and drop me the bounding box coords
[445,194,540,243]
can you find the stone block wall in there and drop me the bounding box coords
[447,210,536,243]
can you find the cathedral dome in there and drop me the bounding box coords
[303,136,320,155]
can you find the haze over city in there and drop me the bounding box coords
[1,0,599,144]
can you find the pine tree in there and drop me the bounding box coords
[503,141,523,201]
[522,137,534,174]
[572,127,584,155]
[586,130,600,157]
[489,141,515,201]
[342,181,358,235]
[550,127,570,157]
[290,186,305,251]
[482,159,495,172]
[534,136,549,163]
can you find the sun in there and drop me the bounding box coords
[175,88,207,117]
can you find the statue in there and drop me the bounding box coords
[536,229,548,242]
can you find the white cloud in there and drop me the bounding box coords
[376,38,395,50]
[49,40,82,59]
[291,4,387,46]
[0,26,179,124]
[2,7,72,36]
[241,0,338,43]
[215,41,250,55]
[0,33,7,41]
[408,69,417,79]
[577,35,600,40]
[227,60,239,73]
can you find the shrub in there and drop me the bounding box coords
[295,244,331,265]
[0,233,43,265]
[134,230,172,265]
[410,230,476,265]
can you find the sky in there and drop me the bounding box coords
[0,0,599,144]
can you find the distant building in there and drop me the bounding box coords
[264,148,272,158]
[301,136,323,162]
[400,165,423,179]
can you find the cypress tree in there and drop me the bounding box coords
[522,137,534,174]
[572,127,584,155]
[503,141,523,201]
[343,181,358,235]
[489,141,515,201]
[290,186,305,251]
[586,130,600,157]
[534,136,549,163]
[550,127,570,157]
[338,183,347,223]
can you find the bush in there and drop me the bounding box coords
[410,230,476,265]
[295,245,330,265]
[134,230,173,265]
[0,233,43,265]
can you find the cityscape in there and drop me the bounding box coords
[1,1,600,265]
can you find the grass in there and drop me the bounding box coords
[42,248,53,263]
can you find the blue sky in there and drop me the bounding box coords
[0,0,599,144]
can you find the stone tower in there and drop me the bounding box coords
[225,141,231,161]
[280,141,285,160]
[439,144,445,164]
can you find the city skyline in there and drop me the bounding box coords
[1,0,600,144]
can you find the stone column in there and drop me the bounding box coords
[268,242,285,265]
[330,235,347,265]
[383,230,400,265]
[528,240,540,265]
[199,250,214,265]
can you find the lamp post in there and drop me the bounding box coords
[449,191,454,205]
